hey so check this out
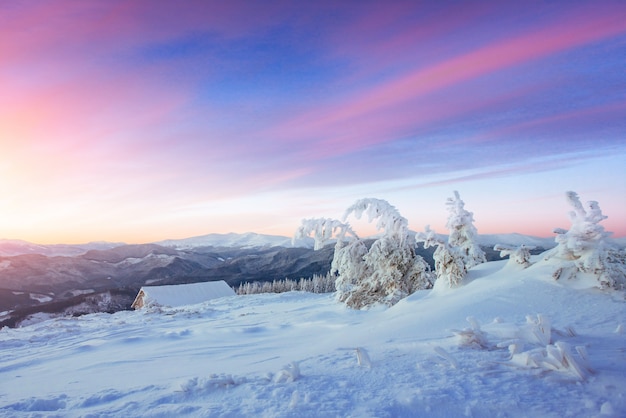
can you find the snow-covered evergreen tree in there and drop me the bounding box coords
[415,191,484,289]
[331,237,369,305]
[494,244,534,267]
[340,198,432,308]
[295,199,432,309]
[548,191,626,289]
[416,225,466,288]
[445,191,486,269]
[294,217,369,305]
[236,273,336,295]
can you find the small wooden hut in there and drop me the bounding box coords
[131,281,235,309]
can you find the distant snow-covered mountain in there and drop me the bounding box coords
[476,233,557,248]
[158,231,563,251]
[3,232,622,258]
[477,233,625,249]
[0,240,123,257]
[157,232,314,249]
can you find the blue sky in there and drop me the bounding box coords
[0,0,624,243]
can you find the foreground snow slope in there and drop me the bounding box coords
[1,259,624,417]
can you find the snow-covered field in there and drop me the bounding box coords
[1,257,625,417]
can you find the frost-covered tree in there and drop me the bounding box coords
[445,191,486,269]
[494,244,535,268]
[416,225,466,288]
[293,217,357,250]
[295,199,432,309]
[548,191,626,289]
[331,237,370,305]
[337,198,432,308]
[415,191,483,289]
[294,217,369,305]
[236,273,336,295]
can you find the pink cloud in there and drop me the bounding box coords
[0,1,287,61]
[269,3,626,157]
[327,2,490,79]
[463,101,626,146]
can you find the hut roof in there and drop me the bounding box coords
[132,281,235,309]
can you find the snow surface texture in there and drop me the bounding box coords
[1,257,625,417]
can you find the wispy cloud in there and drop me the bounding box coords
[268,3,625,157]
[0,1,624,242]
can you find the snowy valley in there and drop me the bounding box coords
[0,236,334,328]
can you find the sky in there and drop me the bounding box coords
[1,0,625,244]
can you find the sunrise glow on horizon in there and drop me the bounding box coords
[1,1,625,245]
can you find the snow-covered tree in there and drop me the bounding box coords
[548,191,626,289]
[294,217,369,305]
[416,225,466,288]
[445,191,486,269]
[415,191,484,289]
[337,198,432,308]
[295,199,432,309]
[236,273,336,295]
[494,244,535,267]
[293,217,357,250]
[331,237,370,305]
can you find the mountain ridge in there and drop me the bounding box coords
[0,231,574,257]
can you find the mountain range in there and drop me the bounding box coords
[0,231,568,258]
[2,231,621,328]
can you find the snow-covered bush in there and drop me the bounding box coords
[449,314,592,381]
[452,316,490,349]
[547,191,626,289]
[179,374,245,392]
[494,244,535,267]
[502,315,591,381]
[416,225,466,288]
[339,198,432,308]
[445,191,486,269]
[508,341,591,381]
[273,362,301,383]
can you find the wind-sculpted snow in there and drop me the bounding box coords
[1,258,624,417]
